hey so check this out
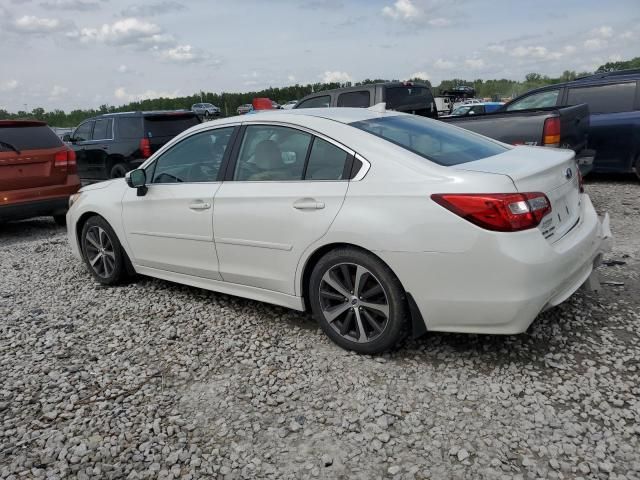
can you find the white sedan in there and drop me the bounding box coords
[66,107,611,354]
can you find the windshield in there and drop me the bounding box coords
[350,115,508,166]
[451,106,472,116]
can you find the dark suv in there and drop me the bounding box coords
[295,82,438,118]
[503,69,640,178]
[66,110,200,180]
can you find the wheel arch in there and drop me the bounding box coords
[298,242,427,339]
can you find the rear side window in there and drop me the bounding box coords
[296,96,331,109]
[506,90,560,111]
[567,82,637,114]
[92,119,113,140]
[304,138,350,180]
[0,125,62,151]
[385,86,434,111]
[144,115,200,138]
[350,115,508,166]
[337,91,370,108]
[117,117,142,139]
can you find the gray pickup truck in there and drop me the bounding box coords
[441,104,594,175]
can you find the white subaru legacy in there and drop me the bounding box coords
[66,107,611,354]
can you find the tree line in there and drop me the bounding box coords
[1,57,638,128]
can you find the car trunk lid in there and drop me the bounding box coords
[453,146,581,243]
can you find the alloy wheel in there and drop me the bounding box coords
[318,263,390,343]
[84,226,116,278]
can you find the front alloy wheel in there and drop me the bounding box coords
[84,225,116,279]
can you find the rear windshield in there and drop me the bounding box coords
[384,86,434,110]
[143,114,200,138]
[0,125,62,151]
[350,115,508,166]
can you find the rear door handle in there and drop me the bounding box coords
[189,201,211,211]
[293,198,325,210]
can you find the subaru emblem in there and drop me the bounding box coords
[565,168,573,180]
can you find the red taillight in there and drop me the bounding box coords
[431,192,552,232]
[542,117,561,147]
[54,148,77,173]
[139,138,151,158]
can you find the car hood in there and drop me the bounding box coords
[80,179,121,193]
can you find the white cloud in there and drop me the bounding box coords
[464,58,485,69]
[510,45,548,58]
[434,58,454,69]
[287,74,296,82]
[120,1,186,17]
[12,15,65,33]
[114,87,180,102]
[39,0,102,10]
[428,17,450,27]
[409,71,430,80]
[584,38,604,50]
[594,25,613,38]
[117,64,129,73]
[321,71,352,83]
[563,45,576,54]
[159,44,207,63]
[50,85,68,97]
[487,44,506,53]
[72,18,165,46]
[0,80,19,92]
[382,0,419,20]
[619,31,634,40]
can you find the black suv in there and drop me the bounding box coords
[65,110,200,180]
[294,82,438,118]
[503,69,640,177]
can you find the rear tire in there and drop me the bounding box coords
[53,214,66,227]
[309,248,409,354]
[110,163,127,179]
[80,216,129,285]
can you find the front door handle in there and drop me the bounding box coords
[189,201,211,211]
[293,198,325,210]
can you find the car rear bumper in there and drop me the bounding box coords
[576,148,595,176]
[378,194,611,335]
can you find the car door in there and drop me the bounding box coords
[121,126,237,279]
[213,123,352,295]
[71,120,94,178]
[86,118,113,178]
[565,81,638,172]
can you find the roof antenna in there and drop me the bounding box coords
[367,102,386,113]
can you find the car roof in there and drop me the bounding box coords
[196,107,404,128]
[0,120,48,127]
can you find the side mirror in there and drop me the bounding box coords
[63,133,72,142]
[126,169,148,196]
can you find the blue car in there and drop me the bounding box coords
[503,69,640,178]
[443,102,505,117]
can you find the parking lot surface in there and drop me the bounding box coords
[1,178,639,480]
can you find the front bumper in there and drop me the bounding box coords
[378,194,612,335]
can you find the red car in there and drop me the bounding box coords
[0,120,80,225]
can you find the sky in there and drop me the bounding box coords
[0,0,638,112]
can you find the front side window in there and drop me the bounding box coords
[567,82,636,114]
[296,95,331,109]
[92,119,113,140]
[304,138,349,180]
[74,121,94,142]
[350,115,508,166]
[506,89,560,111]
[150,127,234,184]
[234,125,312,181]
[337,91,370,108]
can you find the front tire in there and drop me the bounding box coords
[80,216,128,285]
[110,163,127,179]
[309,248,409,354]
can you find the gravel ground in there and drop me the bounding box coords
[1,177,639,480]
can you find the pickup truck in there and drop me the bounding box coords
[441,104,595,175]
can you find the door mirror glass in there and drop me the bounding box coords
[62,133,72,142]
[127,169,146,188]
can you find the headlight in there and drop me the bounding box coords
[69,192,82,208]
